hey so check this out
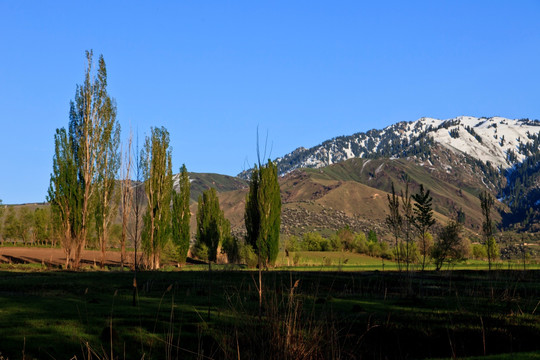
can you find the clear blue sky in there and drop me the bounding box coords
[1,1,540,204]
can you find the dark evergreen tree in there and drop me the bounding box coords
[172,164,191,265]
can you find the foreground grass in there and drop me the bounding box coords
[0,269,539,359]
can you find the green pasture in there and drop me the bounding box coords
[0,268,539,359]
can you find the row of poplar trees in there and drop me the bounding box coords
[47,51,192,270]
[47,51,282,270]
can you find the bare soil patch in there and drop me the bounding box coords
[0,247,135,267]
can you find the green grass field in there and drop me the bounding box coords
[0,268,539,359]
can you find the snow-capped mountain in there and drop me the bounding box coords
[267,116,540,176]
[238,116,540,231]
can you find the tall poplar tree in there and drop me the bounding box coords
[48,127,81,268]
[172,164,191,265]
[141,126,173,270]
[412,184,436,271]
[245,160,281,267]
[245,159,281,318]
[48,49,117,269]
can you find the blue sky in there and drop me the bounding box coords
[1,1,540,204]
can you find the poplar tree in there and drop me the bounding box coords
[412,184,436,271]
[172,164,191,265]
[47,127,81,268]
[141,126,173,270]
[49,50,117,269]
[245,160,281,267]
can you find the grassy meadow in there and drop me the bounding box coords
[0,265,539,359]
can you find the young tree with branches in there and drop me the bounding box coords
[412,184,436,271]
[432,220,465,271]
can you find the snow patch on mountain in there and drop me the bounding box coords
[262,116,540,178]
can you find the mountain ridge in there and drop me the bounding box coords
[239,116,540,178]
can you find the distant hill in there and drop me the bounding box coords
[178,172,247,203]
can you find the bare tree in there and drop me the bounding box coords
[401,181,414,272]
[94,105,120,268]
[120,130,133,269]
[479,190,496,270]
[386,183,402,270]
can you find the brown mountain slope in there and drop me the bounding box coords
[212,163,476,241]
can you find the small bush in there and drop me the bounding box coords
[193,242,209,261]
[301,232,328,251]
[239,243,258,268]
[472,243,487,259]
[222,235,240,263]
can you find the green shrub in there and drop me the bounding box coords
[329,234,342,250]
[222,235,240,264]
[239,243,258,268]
[472,243,487,259]
[284,235,301,252]
[301,232,328,251]
[193,242,209,261]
